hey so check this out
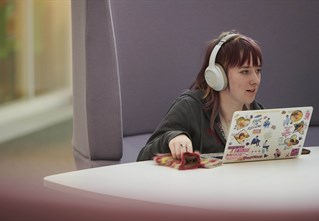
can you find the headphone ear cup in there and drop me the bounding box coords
[204,63,228,91]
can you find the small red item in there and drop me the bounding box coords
[153,152,222,170]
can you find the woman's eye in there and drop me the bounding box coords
[241,70,249,74]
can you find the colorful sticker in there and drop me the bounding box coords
[290,110,303,122]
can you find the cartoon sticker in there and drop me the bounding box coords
[263,118,271,128]
[290,110,303,122]
[290,148,300,156]
[283,114,290,126]
[284,134,299,147]
[250,135,261,147]
[294,121,306,135]
[236,117,250,129]
[234,129,250,144]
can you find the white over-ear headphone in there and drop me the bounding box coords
[204,33,238,91]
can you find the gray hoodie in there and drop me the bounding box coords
[137,89,263,161]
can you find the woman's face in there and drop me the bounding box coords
[223,58,261,106]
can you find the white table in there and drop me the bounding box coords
[44,147,319,213]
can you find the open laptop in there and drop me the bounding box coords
[222,106,313,163]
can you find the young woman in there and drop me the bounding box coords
[137,31,264,161]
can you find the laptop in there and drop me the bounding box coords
[222,106,313,163]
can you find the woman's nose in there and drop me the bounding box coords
[250,71,261,85]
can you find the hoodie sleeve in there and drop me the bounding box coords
[136,97,192,161]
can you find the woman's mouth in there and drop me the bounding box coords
[246,88,257,93]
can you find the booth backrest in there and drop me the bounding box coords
[72,0,319,169]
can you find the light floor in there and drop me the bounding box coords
[0,120,84,220]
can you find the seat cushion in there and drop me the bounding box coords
[122,134,152,163]
[305,126,319,147]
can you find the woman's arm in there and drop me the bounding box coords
[136,97,193,161]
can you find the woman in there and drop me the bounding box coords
[137,31,264,161]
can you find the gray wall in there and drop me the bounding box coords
[111,0,319,136]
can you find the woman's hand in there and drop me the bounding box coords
[168,134,193,160]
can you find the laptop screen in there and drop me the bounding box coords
[222,106,313,163]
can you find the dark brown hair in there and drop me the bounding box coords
[190,31,262,127]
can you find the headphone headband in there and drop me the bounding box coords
[209,33,239,66]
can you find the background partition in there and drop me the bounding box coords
[72,0,122,169]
